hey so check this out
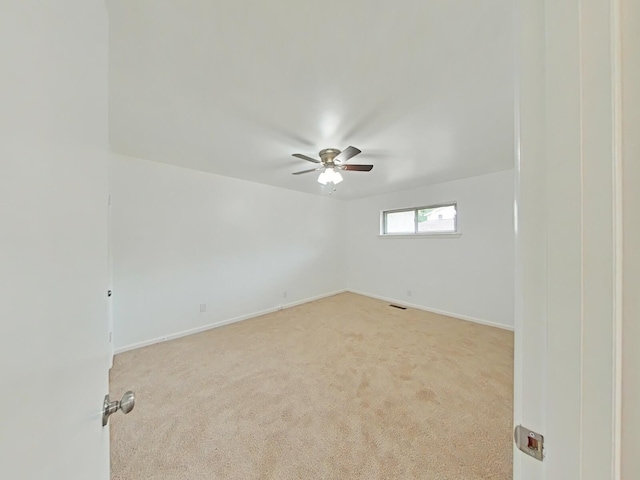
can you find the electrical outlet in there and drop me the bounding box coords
[283,291,287,299]
[199,303,207,313]
[407,290,412,297]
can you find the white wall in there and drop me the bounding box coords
[111,155,347,351]
[347,169,514,329]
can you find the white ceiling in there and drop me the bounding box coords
[108,0,514,200]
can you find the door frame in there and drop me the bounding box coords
[108,192,114,368]
[620,0,640,477]
[514,0,625,478]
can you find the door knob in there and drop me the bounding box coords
[102,390,135,426]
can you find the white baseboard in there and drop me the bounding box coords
[115,287,512,354]
[114,289,348,355]
[347,289,515,332]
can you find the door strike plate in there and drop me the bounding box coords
[514,425,544,461]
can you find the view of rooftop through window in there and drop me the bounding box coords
[418,205,456,232]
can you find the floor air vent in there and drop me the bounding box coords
[389,304,407,310]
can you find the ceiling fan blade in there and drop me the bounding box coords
[341,164,373,171]
[334,146,361,163]
[292,153,320,164]
[292,167,321,175]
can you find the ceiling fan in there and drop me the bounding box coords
[291,146,373,185]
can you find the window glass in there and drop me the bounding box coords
[385,210,415,233]
[382,203,457,235]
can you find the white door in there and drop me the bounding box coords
[515,0,623,478]
[0,2,111,479]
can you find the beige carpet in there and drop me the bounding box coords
[110,293,513,479]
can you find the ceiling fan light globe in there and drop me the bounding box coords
[317,171,329,185]
[325,168,338,183]
[333,171,343,184]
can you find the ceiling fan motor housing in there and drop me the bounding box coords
[319,148,341,165]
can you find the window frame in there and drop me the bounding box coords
[380,202,458,236]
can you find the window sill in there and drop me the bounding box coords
[378,233,462,239]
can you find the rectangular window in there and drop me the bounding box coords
[381,203,457,235]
